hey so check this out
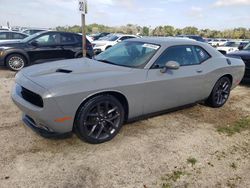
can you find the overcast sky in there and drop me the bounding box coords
[0,0,250,30]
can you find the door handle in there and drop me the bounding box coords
[196,69,203,73]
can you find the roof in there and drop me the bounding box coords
[129,37,202,47]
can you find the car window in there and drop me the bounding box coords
[12,33,26,39]
[60,33,76,44]
[194,46,210,63]
[154,45,199,68]
[0,33,8,39]
[95,41,159,68]
[35,33,59,45]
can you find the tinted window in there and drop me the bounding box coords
[194,46,210,63]
[12,33,26,39]
[154,45,199,68]
[35,33,59,45]
[0,33,8,39]
[60,33,76,44]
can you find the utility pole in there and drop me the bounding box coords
[81,14,86,57]
[79,0,87,57]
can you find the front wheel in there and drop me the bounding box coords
[206,77,232,108]
[6,54,26,71]
[75,95,125,144]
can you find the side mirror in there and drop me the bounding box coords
[160,61,180,73]
[30,40,38,46]
[117,39,122,43]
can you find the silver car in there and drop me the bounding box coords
[12,38,245,144]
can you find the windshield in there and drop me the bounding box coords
[244,43,250,50]
[21,32,44,42]
[224,42,239,47]
[95,41,160,68]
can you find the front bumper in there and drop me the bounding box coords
[23,115,71,138]
[11,74,74,134]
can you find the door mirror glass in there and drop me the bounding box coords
[161,61,180,73]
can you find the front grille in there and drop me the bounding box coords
[17,86,44,108]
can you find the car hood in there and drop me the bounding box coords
[19,58,133,92]
[92,40,114,45]
[228,50,250,59]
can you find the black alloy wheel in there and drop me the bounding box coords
[75,95,125,144]
[206,77,232,108]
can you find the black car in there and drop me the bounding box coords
[227,43,250,81]
[0,31,94,71]
[90,32,110,41]
[177,35,206,42]
[0,31,28,42]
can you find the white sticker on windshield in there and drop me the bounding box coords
[142,44,160,50]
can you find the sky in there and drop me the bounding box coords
[0,0,250,30]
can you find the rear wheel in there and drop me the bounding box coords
[206,77,232,108]
[75,95,125,144]
[6,54,26,71]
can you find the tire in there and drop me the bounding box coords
[6,54,26,71]
[206,77,232,108]
[75,95,125,144]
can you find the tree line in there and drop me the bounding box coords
[55,24,250,39]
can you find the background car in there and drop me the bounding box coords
[22,29,47,35]
[0,31,28,43]
[176,35,206,42]
[217,41,249,54]
[92,33,138,54]
[0,31,94,71]
[208,39,228,47]
[89,32,110,41]
[12,38,245,144]
[227,43,250,81]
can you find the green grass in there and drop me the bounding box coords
[217,117,250,136]
[187,157,197,166]
[162,170,186,183]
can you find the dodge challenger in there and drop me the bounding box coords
[12,37,245,144]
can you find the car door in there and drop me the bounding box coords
[144,45,209,114]
[27,32,62,63]
[59,33,78,59]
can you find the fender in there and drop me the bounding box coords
[3,49,30,64]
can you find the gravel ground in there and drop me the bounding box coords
[0,69,249,188]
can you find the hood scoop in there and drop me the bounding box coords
[56,69,72,73]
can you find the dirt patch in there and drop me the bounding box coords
[0,68,249,188]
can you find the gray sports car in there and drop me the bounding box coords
[12,38,245,144]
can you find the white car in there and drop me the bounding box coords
[217,41,249,54]
[208,39,228,47]
[0,31,28,43]
[92,34,138,54]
